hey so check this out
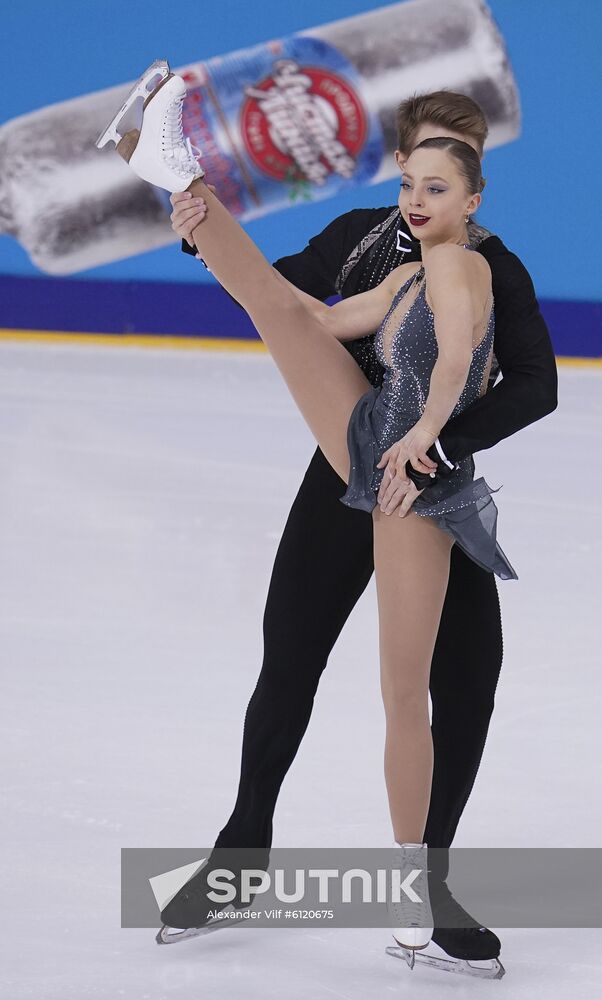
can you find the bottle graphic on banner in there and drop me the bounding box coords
[0,0,520,275]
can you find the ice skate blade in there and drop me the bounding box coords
[156,907,245,946]
[386,945,506,979]
[95,59,171,149]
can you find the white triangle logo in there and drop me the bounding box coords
[149,857,206,911]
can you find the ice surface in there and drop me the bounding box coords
[0,341,600,998]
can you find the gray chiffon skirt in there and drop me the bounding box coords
[340,387,518,582]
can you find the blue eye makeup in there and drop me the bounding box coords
[399,181,445,193]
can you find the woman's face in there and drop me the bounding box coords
[397,146,480,244]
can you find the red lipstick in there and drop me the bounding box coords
[409,214,430,227]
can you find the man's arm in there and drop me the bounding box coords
[434,236,558,466]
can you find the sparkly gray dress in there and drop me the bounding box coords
[340,262,518,581]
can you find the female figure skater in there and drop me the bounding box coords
[97,63,517,955]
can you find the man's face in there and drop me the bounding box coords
[394,125,482,172]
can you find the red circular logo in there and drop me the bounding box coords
[240,61,367,184]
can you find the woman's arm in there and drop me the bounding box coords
[436,237,558,463]
[271,264,409,342]
[379,237,557,498]
[414,245,483,438]
[183,182,401,344]
[178,189,414,341]
[376,246,482,489]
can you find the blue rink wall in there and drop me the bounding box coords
[1,274,600,362]
[0,0,600,358]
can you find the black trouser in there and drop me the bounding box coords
[214,446,503,880]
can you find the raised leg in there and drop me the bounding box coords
[372,507,454,843]
[187,179,371,481]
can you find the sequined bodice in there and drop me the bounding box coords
[340,248,517,583]
[374,264,494,443]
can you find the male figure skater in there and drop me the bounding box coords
[166,91,557,973]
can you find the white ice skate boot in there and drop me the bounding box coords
[95,59,205,192]
[388,842,433,967]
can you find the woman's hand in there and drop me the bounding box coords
[169,188,214,247]
[397,423,439,474]
[376,422,438,515]
[376,467,425,517]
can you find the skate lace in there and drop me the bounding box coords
[163,92,203,177]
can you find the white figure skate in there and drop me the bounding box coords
[386,847,506,979]
[95,59,205,192]
[387,842,433,969]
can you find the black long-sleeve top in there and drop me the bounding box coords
[181,204,558,465]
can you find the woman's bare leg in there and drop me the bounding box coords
[373,508,454,843]
[187,177,453,844]
[186,179,371,480]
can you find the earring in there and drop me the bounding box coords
[465,214,470,223]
